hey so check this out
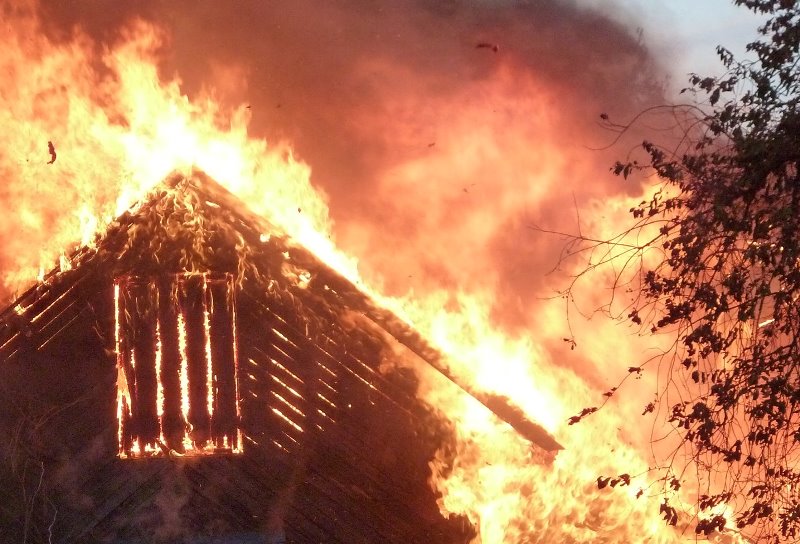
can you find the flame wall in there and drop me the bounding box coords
[0,0,747,542]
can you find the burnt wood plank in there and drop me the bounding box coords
[207,275,238,446]
[158,277,184,451]
[180,275,211,446]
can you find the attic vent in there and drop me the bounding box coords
[115,273,241,458]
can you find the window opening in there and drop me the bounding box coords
[115,273,241,458]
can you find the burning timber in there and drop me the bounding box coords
[0,170,558,543]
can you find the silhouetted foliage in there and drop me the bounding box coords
[565,1,800,541]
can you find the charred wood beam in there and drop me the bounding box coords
[179,275,211,446]
[117,290,134,456]
[114,272,242,457]
[158,278,183,451]
[128,280,160,447]
[352,310,563,452]
[206,275,238,447]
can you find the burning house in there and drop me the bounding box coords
[0,170,559,543]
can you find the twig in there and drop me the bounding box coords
[48,503,57,544]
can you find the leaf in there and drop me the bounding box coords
[660,501,678,526]
[696,515,726,536]
[568,406,598,425]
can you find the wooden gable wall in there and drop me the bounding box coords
[0,173,475,543]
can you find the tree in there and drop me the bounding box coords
[563,1,800,541]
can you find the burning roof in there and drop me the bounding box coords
[0,169,558,542]
[0,168,560,452]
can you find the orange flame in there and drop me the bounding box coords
[0,4,749,542]
[203,281,214,419]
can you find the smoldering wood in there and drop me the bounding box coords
[157,277,183,451]
[117,279,137,456]
[180,274,211,446]
[128,279,160,447]
[206,274,238,447]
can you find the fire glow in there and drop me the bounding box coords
[115,273,241,458]
[0,2,748,542]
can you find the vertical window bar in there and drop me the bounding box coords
[179,274,211,448]
[157,277,183,451]
[207,274,238,450]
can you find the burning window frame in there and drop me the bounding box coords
[115,272,242,458]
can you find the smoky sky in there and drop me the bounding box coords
[36,0,665,332]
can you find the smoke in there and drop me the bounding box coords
[37,0,665,319]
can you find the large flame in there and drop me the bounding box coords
[0,2,747,542]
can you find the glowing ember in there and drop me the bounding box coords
[115,273,241,458]
[204,298,214,418]
[178,312,190,426]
